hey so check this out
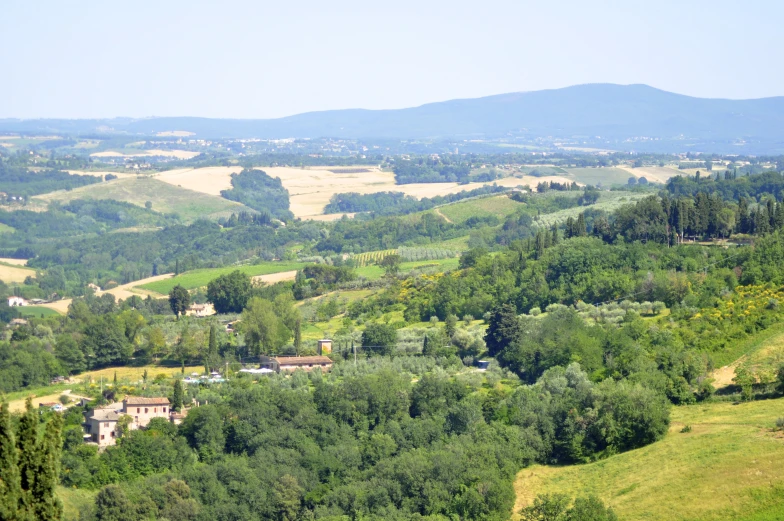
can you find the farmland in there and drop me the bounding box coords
[532,191,649,227]
[0,261,36,283]
[564,167,634,186]
[34,176,252,222]
[154,166,242,196]
[512,397,784,521]
[355,257,459,280]
[16,305,62,318]
[0,222,14,233]
[139,261,308,293]
[435,194,524,223]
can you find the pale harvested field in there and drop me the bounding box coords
[90,149,200,159]
[0,135,20,140]
[0,257,28,266]
[261,166,570,218]
[155,166,242,196]
[619,166,683,184]
[40,273,174,313]
[252,270,298,284]
[0,263,36,283]
[307,212,357,222]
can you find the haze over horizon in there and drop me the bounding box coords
[2,0,783,120]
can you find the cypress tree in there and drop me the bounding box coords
[32,413,63,521]
[207,325,218,372]
[172,379,184,412]
[16,398,38,517]
[576,213,587,237]
[294,319,302,355]
[0,402,21,521]
[175,259,180,276]
[551,223,559,246]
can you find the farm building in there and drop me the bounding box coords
[259,355,333,373]
[317,339,332,354]
[84,407,120,447]
[186,303,215,317]
[7,296,28,307]
[122,396,171,428]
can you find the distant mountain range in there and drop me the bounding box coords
[3,84,784,152]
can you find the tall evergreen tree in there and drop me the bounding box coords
[32,412,63,521]
[294,319,302,355]
[550,223,560,245]
[16,398,38,517]
[172,379,184,412]
[576,213,587,237]
[0,402,21,521]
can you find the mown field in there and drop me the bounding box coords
[355,257,459,280]
[139,261,308,293]
[435,195,524,224]
[0,222,14,233]
[565,167,634,186]
[17,305,62,318]
[533,191,648,227]
[34,177,252,223]
[513,397,784,521]
[0,261,36,283]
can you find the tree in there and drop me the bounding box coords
[32,412,63,521]
[95,485,137,521]
[168,285,190,318]
[241,298,290,355]
[0,402,20,521]
[445,314,458,338]
[172,327,198,371]
[519,493,569,521]
[83,315,132,367]
[205,325,219,372]
[207,271,252,314]
[17,398,39,515]
[361,322,397,356]
[294,318,302,355]
[485,304,521,357]
[144,327,167,362]
[273,474,302,521]
[379,254,402,277]
[172,379,184,412]
[179,405,225,462]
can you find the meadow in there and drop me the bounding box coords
[139,261,308,293]
[0,222,14,233]
[513,397,784,521]
[532,191,648,227]
[16,305,62,318]
[34,177,252,222]
[354,257,459,280]
[564,167,635,186]
[0,260,36,283]
[435,194,524,223]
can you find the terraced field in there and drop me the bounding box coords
[139,261,307,293]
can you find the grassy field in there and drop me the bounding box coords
[0,261,36,283]
[35,177,252,222]
[139,261,307,293]
[80,364,205,383]
[513,397,784,521]
[435,195,523,224]
[0,222,14,233]
[355,257,459,280]
[565,167,634,187]
[353,249,397,267]
[59,486,97,521]
[533,191,648,228]
[17,305,62,318]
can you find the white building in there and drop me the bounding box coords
[7,296,28,307]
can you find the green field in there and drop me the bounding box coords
[59,486,97,521]
[34,177,252,223]
[355,257,459,280]
[533,191,648,228]
[17,305,61,318]
[565,167,634,187]
[436,195,523,224]
[139,261,308,293]
[513,397,784,521]
[0,222,14,233]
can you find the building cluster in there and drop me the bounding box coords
[83,396,182,447]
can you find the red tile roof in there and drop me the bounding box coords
[273,356,333,366]
[123,396,170,405]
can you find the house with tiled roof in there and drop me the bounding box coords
[122,396,171,428]
[84,407,120,447]
[260,355,333,373]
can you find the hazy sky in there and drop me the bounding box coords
[1,0,781,119]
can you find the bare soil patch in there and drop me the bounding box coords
[253,270,298,284]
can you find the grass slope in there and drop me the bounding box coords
[565,167,633,187]
[17,305,61,318]
[0,222,14,233]
[436,195,523,224]
[533,191,649,228]
[513,398,784,521]
[0,261,36,283]
[35,177,252,222]
[355,257,459,280]
[139,261,307,293]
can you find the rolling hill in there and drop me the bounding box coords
[2,84,784,150]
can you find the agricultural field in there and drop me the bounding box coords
[139,261,307,293]
[352,249,397,267]
[564,167,636,187]
[532,191,649,228]
[513,397,784,521]
[355,257,459,280]
[90,149,201,159]
[154,166,242,196]
[0,261,36,283]
[260,166,571,218]
[34,176,252,222]
[435,194,524,224]
[618,165,683,184]
[16,305,62,318]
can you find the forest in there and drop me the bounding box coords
[220,168,294,220]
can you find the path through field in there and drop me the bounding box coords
[433,208,453,223]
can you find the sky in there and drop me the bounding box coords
[1,0,782,119]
